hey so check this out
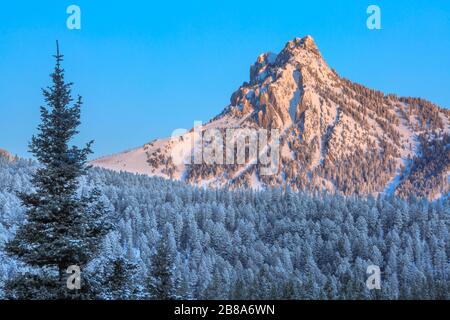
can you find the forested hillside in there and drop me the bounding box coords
[0,157,449,299]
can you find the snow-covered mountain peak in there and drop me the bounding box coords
[250,36,330,85]
[278,35,325,66]
[92,35,450,200]
[287,35,319,53]
[231,36,338,131]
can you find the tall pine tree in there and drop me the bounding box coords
[147,224,178,300]
[5,42,111,299]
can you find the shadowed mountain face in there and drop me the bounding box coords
[92,36,450,200]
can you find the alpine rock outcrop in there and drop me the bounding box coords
[92,36,450,199]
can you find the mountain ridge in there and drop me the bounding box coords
[0,149,16,162]
[92,36,450,200]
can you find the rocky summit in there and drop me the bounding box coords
[92,36,450,200]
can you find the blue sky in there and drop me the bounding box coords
[1,0,449,159]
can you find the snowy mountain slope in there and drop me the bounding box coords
[92,36,450,199]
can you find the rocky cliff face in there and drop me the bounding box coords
[92,36,450,199]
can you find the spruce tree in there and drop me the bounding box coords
[147,224,177,300]
[99,257,140,300]
[5,42,111,299]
